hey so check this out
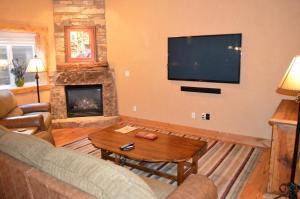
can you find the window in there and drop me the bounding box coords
[0,46,9,85]
[0,32,46,87]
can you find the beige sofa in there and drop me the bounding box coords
[0,126,217,199]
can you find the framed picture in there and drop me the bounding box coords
[64,26,96,62]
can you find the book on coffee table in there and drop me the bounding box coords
[135,131,158,140]
[115,126,138,134]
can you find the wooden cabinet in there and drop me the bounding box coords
[268,100,300,193]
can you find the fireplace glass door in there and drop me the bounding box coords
[65,84,103,117]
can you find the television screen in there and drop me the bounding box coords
[168,33,242,84]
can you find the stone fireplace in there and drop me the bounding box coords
[50,0,119,128]
[50,67,119,128]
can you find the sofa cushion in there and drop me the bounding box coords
[6,107,23,117]
[0,90,18,118]
[24,112,51,129]
[40,148,157,199]
[0,132,53,167]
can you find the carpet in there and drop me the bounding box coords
[63,125,263,199]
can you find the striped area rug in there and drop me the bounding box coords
[63,125,263,199]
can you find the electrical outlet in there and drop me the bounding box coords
[191,112,196,120]
[132,105,137,112]
[201,113,210,120]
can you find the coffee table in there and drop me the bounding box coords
[89,124,207,185]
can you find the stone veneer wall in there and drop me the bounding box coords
[53,0,107,64]
[51,0,118,120]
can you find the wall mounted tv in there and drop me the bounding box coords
[168,33,242,84]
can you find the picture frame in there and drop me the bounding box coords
[64,26,96,62]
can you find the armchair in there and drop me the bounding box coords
[0,90,54,144]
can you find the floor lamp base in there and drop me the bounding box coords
[287,182,300,199]
[274,183,300,199]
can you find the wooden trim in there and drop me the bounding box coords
[120,115,271,148]
[269,100,298,126]
[10,84,51,95]
[267,125,277,192]
[56,62,108,71]
[0,22,49,72]
[269,119,297,126]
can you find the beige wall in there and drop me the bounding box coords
[106,0,300,139]
[0,0,55,103]
[15,91,50,104]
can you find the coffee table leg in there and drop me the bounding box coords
[101,149,108,160]
[192,154,199,174]
[115,154,121,165]
[177,162,184,185]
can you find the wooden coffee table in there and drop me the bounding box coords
[89,124,207,185]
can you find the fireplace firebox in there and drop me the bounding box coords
[65,85,103,118]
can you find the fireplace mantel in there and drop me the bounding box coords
[54,67,113,86]
[56,63,108,72]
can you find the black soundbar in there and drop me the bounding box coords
[181,86,221,94]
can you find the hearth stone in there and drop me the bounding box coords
[52,116,120,129]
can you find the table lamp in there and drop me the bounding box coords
[278,55,300,199]
[27,55,45,103]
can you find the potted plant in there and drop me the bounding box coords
[10,58,26,87]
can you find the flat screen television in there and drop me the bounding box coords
[168,33,242,84]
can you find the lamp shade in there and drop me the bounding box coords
[26,56,45,73]
[279,55,300,92]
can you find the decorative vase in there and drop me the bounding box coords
[15,77,25,87]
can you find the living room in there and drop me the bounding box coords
[0,0,299,198]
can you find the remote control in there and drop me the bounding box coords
[120,142,134,150]
[122,145,135,151]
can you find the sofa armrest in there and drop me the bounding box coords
[0,115,46,131]
[166,174,217,199]
[19,103,51,114]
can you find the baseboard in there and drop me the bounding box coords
[120,115,271,148]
